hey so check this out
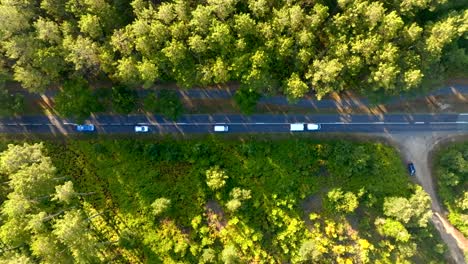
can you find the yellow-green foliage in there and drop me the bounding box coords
[44,138,445,263]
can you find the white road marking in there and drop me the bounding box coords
[430,122,460,124]
[0,121,461,126]
[459,113,468,115]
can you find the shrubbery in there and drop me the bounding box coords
[20,138,445,263]
[435,143,468,236]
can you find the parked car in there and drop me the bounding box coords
[290,123,305,131]
[214,125,229,132]
[307,123,321,131]
[76,124,95,132]
[408,163,416,176]
[135,126,149,133]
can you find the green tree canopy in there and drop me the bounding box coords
[383,186,432,228]
[55,78,99,123]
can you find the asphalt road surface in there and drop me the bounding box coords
[1,113,468,134]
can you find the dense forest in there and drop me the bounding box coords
[0,139,448,263]
[435,142,468,237]
[0,0,466,104]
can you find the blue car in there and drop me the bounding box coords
[408,163,416,176]
[76,124,95,132]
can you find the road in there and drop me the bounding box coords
[14,84,468,108]
[1,113,468,134]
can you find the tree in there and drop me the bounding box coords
[440,149,468,174]
[298,239,323,262]
[137,59,159,88]
[151,197,171,216]
[285,73,309,101]
[456,192,468,211]
[0,88,24,115]
[52,209,99,263]
[30,234,72,263]
[375,218,411,242]
[325,188,359,214]
[383,186,432,228]
[425,12,465,59]
[52,181,76,204]
[115,57,140,85]
[12,64,52,92]
[1,150,56,199]
[34,18,61,44]
[0,143,61,253]
[226,187,251,212]
[0,143,47,174]
[206,166,228,191]
[221,244,240,264]
[143,92,158,113]
[52,181,94,205]
[157,89,184,120]
[55,78,99,123]
[308,58,343,99]
[234,88,260,115]
[111,84,137,114]
[63,35,103,74]
[78,14,103,39]
[200,248,217,263]
[0,252,34,264]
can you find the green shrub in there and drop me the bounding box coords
[111,84,137,114]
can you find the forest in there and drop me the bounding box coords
[0,139,448,263]
[435,142,468,238]
[0,0,466,110]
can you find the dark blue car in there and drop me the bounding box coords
[408,163,416,176]
[76,124,95,132]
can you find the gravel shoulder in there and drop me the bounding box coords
[388,132,468,264]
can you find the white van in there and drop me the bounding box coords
[290,123,305,131]
[214,125,229,132]
[307,123,321,131]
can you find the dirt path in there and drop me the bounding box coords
[389,133,468,264]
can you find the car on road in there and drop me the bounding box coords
[408,163,416,176]
[307,123,321,131]
[290,123,305,131]
[135,126,149,133]
[214,125,229,132]
[76,124,95,132]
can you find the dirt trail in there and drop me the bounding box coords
[389,133,468,264]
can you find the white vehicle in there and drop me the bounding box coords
[214,125,229,132]
[135,126,149,132]
[307,123,321,131]
[290,123,305,131]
